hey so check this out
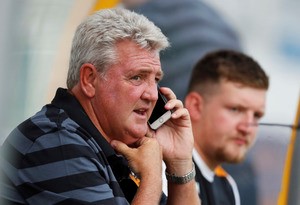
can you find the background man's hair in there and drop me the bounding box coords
[187,49,269,96]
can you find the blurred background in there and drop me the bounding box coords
[0,0,299,204]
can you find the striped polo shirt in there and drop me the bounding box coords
[0,88,143,204]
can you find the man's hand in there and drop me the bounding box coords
[110,137,163,205]
[149,87,194,174]
[111,137,162,180]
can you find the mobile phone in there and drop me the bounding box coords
[148,87,172,130]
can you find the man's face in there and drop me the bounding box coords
[93,40,162,146]
[194,80,267,168]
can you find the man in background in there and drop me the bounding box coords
[184,50,269,205]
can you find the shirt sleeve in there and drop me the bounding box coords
[2,124,128,205]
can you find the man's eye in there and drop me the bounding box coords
[254,112,263,120]
[230,107,239,112]
[132,76,141,81]
[130,75,144,86]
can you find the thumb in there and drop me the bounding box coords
[111,140,131,157]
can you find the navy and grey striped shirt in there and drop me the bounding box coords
[0,88,141,204]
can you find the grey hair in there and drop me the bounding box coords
[66,8,169,89]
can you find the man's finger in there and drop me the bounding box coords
[111,140,130,156]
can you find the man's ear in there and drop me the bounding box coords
[184,92,203,120]
[79,63,98,98]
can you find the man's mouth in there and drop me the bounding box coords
[134,108,148,117]
[234,137,248,146]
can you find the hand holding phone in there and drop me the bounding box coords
[148,87,172,130]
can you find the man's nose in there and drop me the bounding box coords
[237,114,257,134]
[142,82,158,101]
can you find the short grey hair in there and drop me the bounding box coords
[67,8,169,89]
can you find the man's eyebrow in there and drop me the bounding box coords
[137,68,164,79]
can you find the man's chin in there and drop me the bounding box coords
[124,128,148,146]
[130,124,148,136]
[222,149,247,164]
[228,154,246,164]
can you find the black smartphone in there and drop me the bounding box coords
[148,87,172,130]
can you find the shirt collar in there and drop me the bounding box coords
[193,149,215,182]
[51,88,120,159]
